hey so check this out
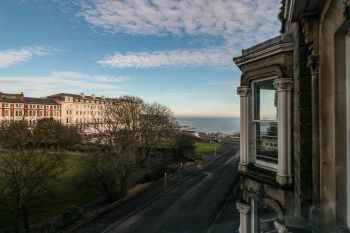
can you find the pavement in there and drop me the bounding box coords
[71,145,240,233]
[208,191,240,233]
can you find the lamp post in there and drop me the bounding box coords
[164,172,167,189]
[214,137,217,157]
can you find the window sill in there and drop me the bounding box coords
[239,163,293,189]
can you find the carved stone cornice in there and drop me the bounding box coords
[237,86,250,97]
[344,0,350,18]
[273,79,293,92]
[307,54,320,75]
[236,202,251,214]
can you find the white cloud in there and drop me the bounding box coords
[0,71,126,97]
[75,0,281,68]
[76,0,280,38]
[98,48,234,68]
[0,46,54,68]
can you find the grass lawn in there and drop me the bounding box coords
[31,151,101,223]
[194,141,223,158]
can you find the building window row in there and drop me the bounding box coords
[15,110,23,117]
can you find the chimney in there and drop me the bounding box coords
[91,94,95,99]
[80,93,85,98]
[101,95,105,100]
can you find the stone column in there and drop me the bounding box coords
[237,86,250,172]
[273,79,293,185]
[251,198,259,233]
[237,202,251,233]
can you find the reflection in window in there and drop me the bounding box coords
[252,78,278,166]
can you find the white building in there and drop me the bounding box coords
[47,93,117,134]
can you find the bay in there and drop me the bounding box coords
[176,117,240,135]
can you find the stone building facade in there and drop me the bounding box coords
[234,0,350,232]
[47,93,118,133]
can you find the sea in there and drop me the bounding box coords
[176,117,240,135]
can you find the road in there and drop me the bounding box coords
[71,145,240,233]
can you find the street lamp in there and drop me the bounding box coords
[214,140,217,157]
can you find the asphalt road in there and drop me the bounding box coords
[103,148,240,233]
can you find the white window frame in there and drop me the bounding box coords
[251,76,278,171]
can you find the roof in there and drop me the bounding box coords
[0,92,59,105]
[233,34,293,68]
[0,97,59,105]
[47,93,81,98]
[24,97,59,105]
[47,93,118,102]
[240,35,292,57]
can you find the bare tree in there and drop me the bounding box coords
[93,96,177,161]
[0,121,64,233]
[86,96,143,200]
[139,102,177,162]
[81,146,135,201]
[86,96,177,200]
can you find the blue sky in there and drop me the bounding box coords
[0,0,280,117]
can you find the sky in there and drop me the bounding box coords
[0,0,281,117]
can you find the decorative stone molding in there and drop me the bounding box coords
[249,181,262,196]
[344,0,350,18]
[273,79,293,92]
[301,16,319,53]
[236,202,251,215]
[242,65,284,85]
[274,220,291,233]
[307,54,320,75]
[237,86,250,97]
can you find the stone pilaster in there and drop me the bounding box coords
[273,79,293,185]
[308,54,321,230]
[237,86,250,172]
[237,202,251,233]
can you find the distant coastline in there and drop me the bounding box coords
[176,117,240,134]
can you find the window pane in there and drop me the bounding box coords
[254,79,277,121]
[255,121,278,164]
